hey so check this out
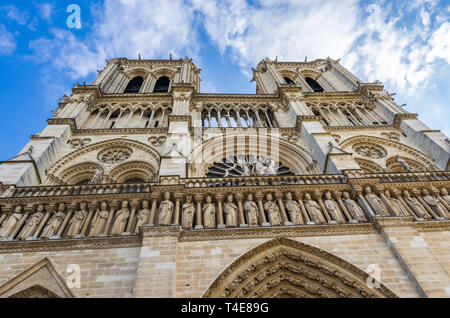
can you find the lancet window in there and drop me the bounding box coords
[307,100,390,127]
[82,103,172,129]
[201,104,278,128]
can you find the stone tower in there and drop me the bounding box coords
[0,56,449,298]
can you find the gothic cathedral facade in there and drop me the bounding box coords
[0,57,449,298]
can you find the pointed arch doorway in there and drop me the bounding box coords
[202,238,398,298]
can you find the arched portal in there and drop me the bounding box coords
[202,238,398,298]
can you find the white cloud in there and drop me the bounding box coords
[427,22,450,64]
[2,5,29,25]
[35,3,55,23]
[29,0,199,79]
[0,24,16,55]
[191,0,362,70]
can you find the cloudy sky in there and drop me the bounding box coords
[0,0,449,160]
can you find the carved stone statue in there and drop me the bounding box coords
[17,204,45,240]
[265,159,277,175]
[255,158,265,176]
[182,195,195,228]
[237,158,250,176]
[440,188,450,206]
[202,195,216,229]
[364,187,390,216]
[285,192,302,224]
[384,190,408,216]
[0,205,23,239]
[264,193,281,226]
[224,195,238,227]
[89,201,109,237]
[342,192,367,222]
[403,190,431,220]
[323,192,346,223]
[244,194,259,226]
[41,205,66,238]
[421,189,449,219]
[134,200,150,233]
[396,155,410,172]
[90,167,104,184]
[110,201,130,235]
[158,192,174,225]
[67,202,87,237]
[303,193,326,224]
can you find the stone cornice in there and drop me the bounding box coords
[179,223,376,241]
[325,124,395,131]
[73,127,168,136]
[0,219,448,252]
[47,118,77,130]
[0,235,142,254]
[393,113,419,127]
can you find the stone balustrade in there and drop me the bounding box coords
[367,171,450,183]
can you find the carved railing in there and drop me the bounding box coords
[4,183,154,198]
[183,174,345,188]
[367,171,450,183]
[0,173,449,243]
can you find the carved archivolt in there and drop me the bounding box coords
[46,139,160,185]
[109,161,157,182]
[354,158,383,173]
[385,156,425,172]
[202,238,398,298]
[189,134,320,177]
[340,135,438,170]
[49,161,102,185]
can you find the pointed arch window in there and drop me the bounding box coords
[305,77,324,92]
[153,76,170,92]
[124,76,144,93]
[284,77,295,84]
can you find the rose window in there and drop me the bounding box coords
[206,155,294,178]
[353,144,387,159]
[97,147,132,165]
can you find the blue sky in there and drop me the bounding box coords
[0,0,449,160]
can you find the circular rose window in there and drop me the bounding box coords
[353,144,387,159]
[97,147,132,165]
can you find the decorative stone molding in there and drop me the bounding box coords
[202,237,398,298]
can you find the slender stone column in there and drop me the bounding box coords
[332,191,352,222]
[392,190,415,218]
[379,191,395,216]
[57,203,76,237]
[33,205,51,238]
[81,202,97,236]
[353,188,376,220]
[314,191,332,223]
[148,193,160,226]
[255,193,270,226]
[236,194,247,227]
[194,194,204,229]
[274,192,292,225]
[173,193,182,225]
[102,201,118,236]
[296,193,312,224]
[216,194,225,228]
[126,200,139,233]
